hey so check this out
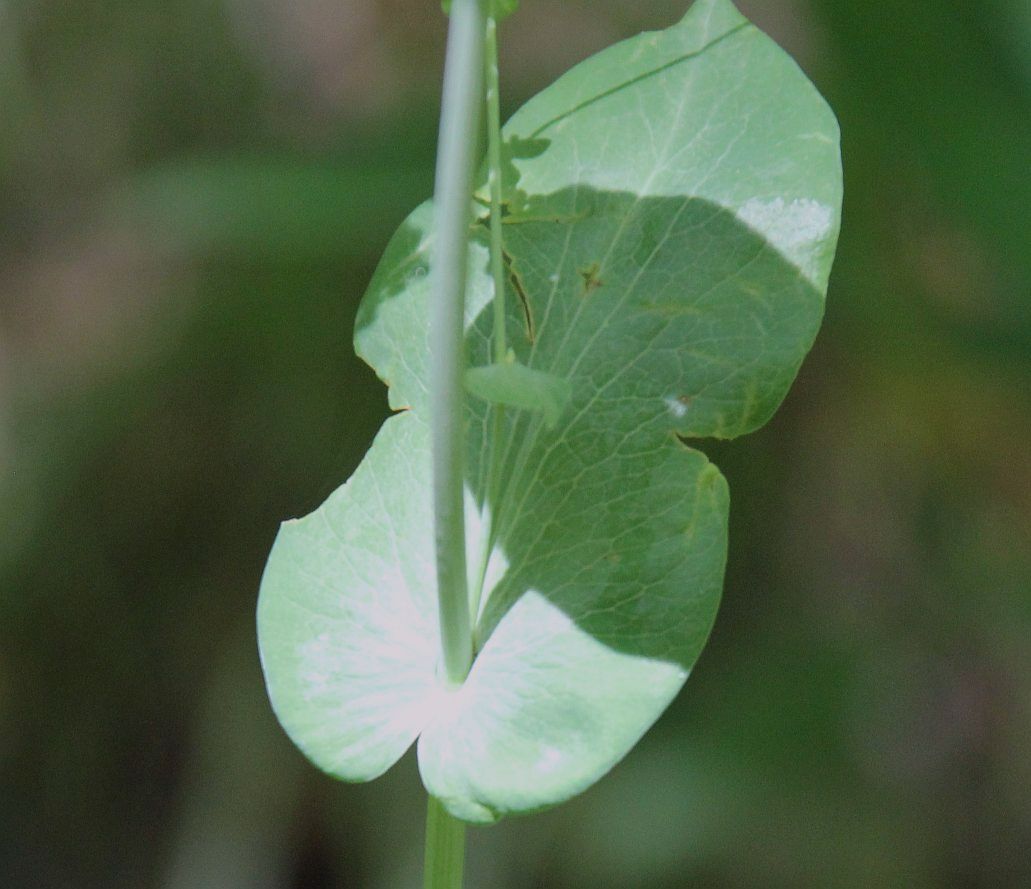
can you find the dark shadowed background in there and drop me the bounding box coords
[1,1,1029,886]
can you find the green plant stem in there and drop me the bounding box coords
[485,16,507,364]
[424,796,466,889]
[425,5,485,886]
[469,13,507,631]
[430,0,485,687]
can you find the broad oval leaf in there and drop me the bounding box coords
[258,0,842,824]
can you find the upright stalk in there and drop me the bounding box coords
[426,1,485,887]
[469,13,507,629]
[424,796,466,889]
[430,0,484,688]
[485,15,507,365]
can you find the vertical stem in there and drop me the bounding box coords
[426,6,485,886]
[424,796,466,889]
[485,15,507,363]
[468,13,507,630]
[430,0,485,687]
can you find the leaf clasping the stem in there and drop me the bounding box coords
[257,0,842,839]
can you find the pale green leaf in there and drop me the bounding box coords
[259,0,842,823]
[258,411,438,781]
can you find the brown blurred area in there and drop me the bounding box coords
[1,1,1029,887]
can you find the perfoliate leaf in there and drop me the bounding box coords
[258,0,842,824]
[465,360,571,428]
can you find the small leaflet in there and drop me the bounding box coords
[465,359,571,428]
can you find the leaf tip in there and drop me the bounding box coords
[679,0,748,31]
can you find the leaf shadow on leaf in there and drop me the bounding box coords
[263,165,829,822]
[465,190,823,666]
[491,135,549,215]
[263,0,840,820]
[415,180,826,820]
[355,176,824,675]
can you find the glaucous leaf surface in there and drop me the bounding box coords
[258,0,842,823]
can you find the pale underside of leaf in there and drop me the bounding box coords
[258,0,842,824]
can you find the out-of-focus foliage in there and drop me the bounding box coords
[0,1,1028,887]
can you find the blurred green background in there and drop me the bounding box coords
[1,0,1029,886]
